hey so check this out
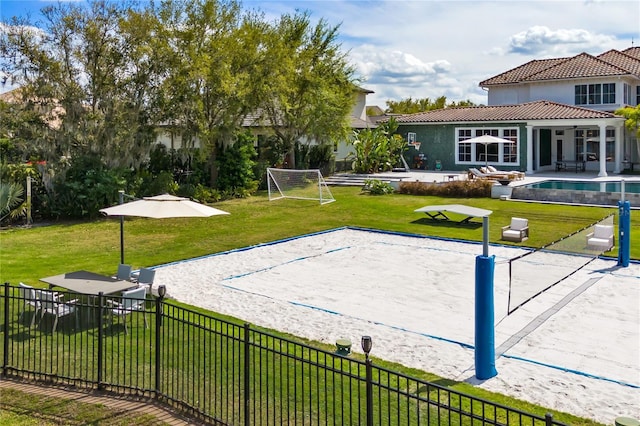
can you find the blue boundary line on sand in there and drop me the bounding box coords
[290,300,639,390]
[152,226,640,389]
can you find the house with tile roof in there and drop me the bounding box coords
[395,47,638,176]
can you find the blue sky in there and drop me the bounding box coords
[1,0,638,107]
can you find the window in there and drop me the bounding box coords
[637,86,640,106]
[588,84,601,104]
[575,83,615,105]
[602,83,615,104]
[575,85,587,105]
[624,84,632,105]
[575,130,585,160]
[502,129,518,163]
[458,129,471,162]
[455,127,519,165]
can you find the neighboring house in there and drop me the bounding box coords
[156,86,377,163]
[394,47,639,176]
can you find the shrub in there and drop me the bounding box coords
[216,131,258,198]
[398,179,493,197]
[362,179,395,195]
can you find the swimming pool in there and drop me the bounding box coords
[511,180,640,206]
[523,180,640,194]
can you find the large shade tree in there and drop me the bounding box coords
[153,0,271,186]
[259,12,356,168]
[1,1,161,171]
[1,0,360,193]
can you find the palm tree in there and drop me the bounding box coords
[0,182,25,224]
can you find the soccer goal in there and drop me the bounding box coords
[267,168,335,205]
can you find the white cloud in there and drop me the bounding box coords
[508,26,617,56]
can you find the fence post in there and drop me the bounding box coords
[97,291,104,390]
[155,285,166,399]
[545,412,553,426]
[244,323,250,426]
[3,282,10,377]
[365,358,373,426]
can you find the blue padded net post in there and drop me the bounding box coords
[475,254,497,380]
[618,200,630,267]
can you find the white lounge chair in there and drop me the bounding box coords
[486,166,525,180]
[502,217,529,242]
[586,225,614,251]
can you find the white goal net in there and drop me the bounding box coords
[267,168,335,205]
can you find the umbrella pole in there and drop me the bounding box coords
[119,190,125,264]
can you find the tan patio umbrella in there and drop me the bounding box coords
[463,135,515,168]
[100,193,229,263]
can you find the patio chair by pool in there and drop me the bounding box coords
[501,217,529,242]
[468,168,501,181]
[132,268,156,295]
[586,225,614,251]
[18,282,40,328]
[114,263,132,281]
[38,290,79,333]
[107,286,148,334]
[486,165,525,180]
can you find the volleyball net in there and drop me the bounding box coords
[506,214,615,315]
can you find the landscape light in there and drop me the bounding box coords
[361,336,372,355]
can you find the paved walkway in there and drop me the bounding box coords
[0,378,196,425]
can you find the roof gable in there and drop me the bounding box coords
[479,57,567,86]
[391,100,617,124]
[524,52,631,81]
[622,47,640,60]
[598,49,640,75]
[481,48,640,87]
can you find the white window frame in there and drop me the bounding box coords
[575,83,616,105]
[455,127,520,166]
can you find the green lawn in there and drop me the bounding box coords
[0,187,635,425]
[1,187,634,285]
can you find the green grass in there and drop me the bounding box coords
[1,187,634,284]
[0,188,636,425]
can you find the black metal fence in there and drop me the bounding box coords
[1,282,565,425]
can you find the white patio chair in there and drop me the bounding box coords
[38,290,79,333]
[107,286,148,334]
[501,217,529,242]
[586,225,614,251]
[18,282,40,328]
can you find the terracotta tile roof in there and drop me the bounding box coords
[481,48,639,87]
[350,116,377,129]
[525,53,631,81]
[622,47,640,60]
[479,58,567,86]
[390,100,617,123]
[597,49,640,75]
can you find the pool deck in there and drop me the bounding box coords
[372,169,640,186]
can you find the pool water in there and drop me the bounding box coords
[524,180,640,194]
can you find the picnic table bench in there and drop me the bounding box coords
[414,204,492,224]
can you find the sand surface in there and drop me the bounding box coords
[152,228,640,424]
